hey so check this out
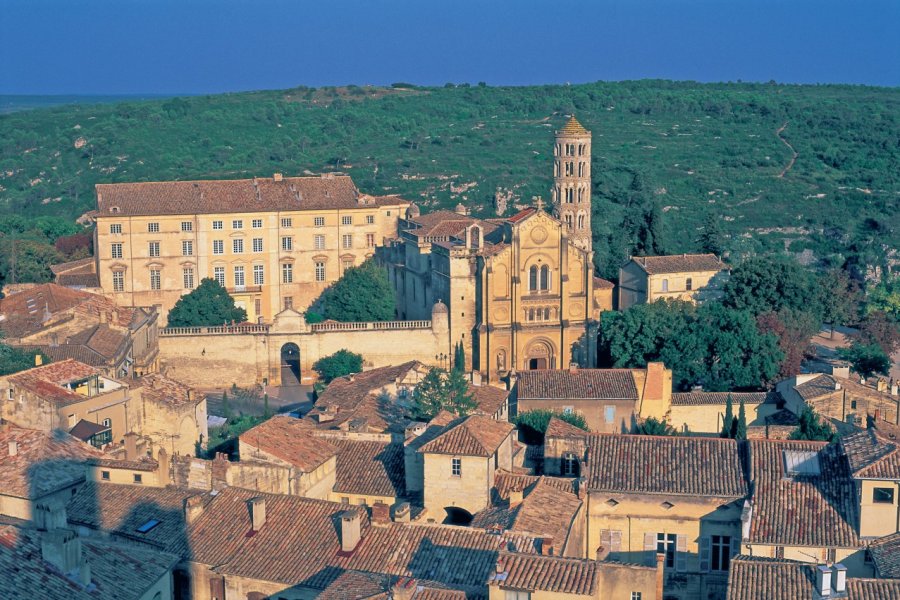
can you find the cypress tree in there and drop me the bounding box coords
[221,390,233,420]
[735,397,748,440]
[721,394,735,439]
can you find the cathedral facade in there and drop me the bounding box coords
[381,118,613,382]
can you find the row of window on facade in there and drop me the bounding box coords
[108,215,376,235]
[525,307,557,322]
[110,261,330,292]
[562,213,588,230]
[554,161,588,178]
[556,186,588,204]
[555,143,588,157]
[660,278,693,292]
[111,234,375,260]
[527,264,552,291]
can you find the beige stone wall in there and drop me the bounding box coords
[744,544,870,576]
[489,587,596,600]
[95,197,407,325]
[596,563,659,600]
[519,397,635,434]
[0,484,82,521]
[423,453,491,518]
[858,478,900,538]
[618,263,726,310]
[141,395,208,457]
[88,465,164,487]
[668,402,779,436]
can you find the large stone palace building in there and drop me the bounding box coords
[380,117,613,381]
[92,174,409,324]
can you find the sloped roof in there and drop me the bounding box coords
[557,116,590,137]
[545,416,590,439]
[868,532,900,579]
[329,438,406,498]
[747,439,860,548]
[96,175,408,217]
[584,433,746,498]
[841,428,900,480]
[418,415,514,457]
[593,276,615,290]
[0,424,102,499]
[493,471,577,501]
[490,552,596,595]
[516,369,639,401]
[793,373,839,401]
[630,253,726,275]
[6,359,107,407]
[726,555,900,600]
[240,415,337,472]
[469,384,509,417]
[671,391,774,406]
[131,372,201,407]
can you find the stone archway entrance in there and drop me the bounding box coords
[525,339,554,370]
[280,342,301,387]
[443,506,473,526]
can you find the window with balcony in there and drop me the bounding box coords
[233,266,245,287]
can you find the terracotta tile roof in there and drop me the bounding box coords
[0,283,139,340]
[630,253,726,275]
[0,523,179,600]
[67,324,129,359]
[747,439,860,548]
[584,433,747,498]
[726,556,900,600]
[131,372,200,407]
[469,384,509,417]
[490,552,596,596]
[593,276,615,290]
[57,273,101,288]
[0,424,101,499]
[558,116,590,136]
[329,438,406,498]
[417,415,514,457]
[840,428,900,480]
[50,256,95,276]
[240,415,337,472]
[545,416,590,439]
[516,369,638,401]
[793,373,839,401]
[492,471,577,500]
[6,359,108,407]
[506,207,536,223]
[95,175,407,217]
[19,343,106,367]
[315,571,468,600]
[405,410,459,452]
[868,532,900,578]
[671,391,774,406]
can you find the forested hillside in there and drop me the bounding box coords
[1,81,898,280]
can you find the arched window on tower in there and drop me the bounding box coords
[578,162,584,177]
[529,265,538,291]
[554,161,559,177]
[578,188,584,202]
[540,265,550,291]
[565,214,573,229]
[566,188,574,203]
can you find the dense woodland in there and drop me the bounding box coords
[0,81,898,285]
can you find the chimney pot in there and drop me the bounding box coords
[339,509,362,552]
[393,502,411,523]
[41,529,90,586]
[371,502,390,526]
[816,565,833,597]
[124,432,138,461]
[273,172,283,182]
[568,362,578,374]
[184,495,205,524]
[391,577,418,600]
[540,536,554,556]
[8,440,18,456]
[832,563,847,593]
[248,497,266,532]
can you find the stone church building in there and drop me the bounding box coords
[380,117,613,383]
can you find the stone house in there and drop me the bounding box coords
[415,414,516,522]
[618,253,729,310]
[91,174,410,324]
[777,371,900,427]
[0,282,160,379]
[583,434,747,600]
[840,428,900,540]
[667,391,782,435]
[50,256,102,290]
[131,373,208,457]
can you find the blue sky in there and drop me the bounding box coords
[2,0,898,95]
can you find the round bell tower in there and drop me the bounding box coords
[552,116,592,253]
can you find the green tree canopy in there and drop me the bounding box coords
[756,308,819,379]
[837,342,891,378]
[857,310,900,356]
[513,409,589,445]
[0,337,48,376]
[312,349,364,384]
[634,416,677,436]
[789,406,835,442]
[412,367,476,420]
[166,278,248,327]
[866,276,900,322]
[723,256,823,319]
[315,259,396,322]
[819,269,861,334]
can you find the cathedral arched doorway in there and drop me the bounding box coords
[280,343,301,387]
[524,339,554,370]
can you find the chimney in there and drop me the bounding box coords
[656,553,665,600]
[34,354,43,367]
[393,502,411,523]
[50,333,59,348]
[391,577,417,600]
[339,509,362,552]
[816,565,833,597]
[8,440,18,456]
[273,172,283,182]
[874,410,881,423]
[495,557,506,574]
[832,564,847,593]
[471,370,482,386]
[596,544,610,561]
[34,501,68,531]
[184,495,205,524]
[42,529,91,587]
[124,432,138,461]
[568,362,578,374]
[876,379,888,393]
[99,311,107,324]
[540,536,555,556]
[371,502,390,526]
[834,381,841,391]
[892,383,898,397]
[156,448,171,485]
[248,497,266,532]
[509,489,524,507]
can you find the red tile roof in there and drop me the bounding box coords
[868,532,900,579]
[516,369,638,400]
[328,437,406,498]
[585,433,747,498]
[6,359,107,407]
[557,116,590,136]
[630,253,726,275]
[417,415,514,457]
[469,384,509,417]
[840,428,900,480]
[131,372,200,407]
[747,439,860,548]
[545,416,589,439]
[490,552,597,596]
[671,391,774,406]
[593,276,615,290]
[240,415,337,472]
[96,175,408,217]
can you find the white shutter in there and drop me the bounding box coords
[675,534,688,572]
[644,532,657,566]
[699,536,711,572]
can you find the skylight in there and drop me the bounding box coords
[136,519,161,533]
[783,450,821,476]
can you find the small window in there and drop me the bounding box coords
[181,221,193,232]
[563,406,574,415]
[254,298,261,315]
[342,234,353,249]
[341,497,349,504]
[148,241,160,258]
[281,218,292,228]
[252,219,263,228]
[133,474,143,484]
[112,271,125,292]
[232,220,243,229]
[366,233,376,248]
[661,279,669,292]
[283,297,293,310]
[150,269,161,290]
[252,238,263,253]
[562,452,579,476]
[314,217,325,227]
[631,593,642,600]
[504,591,530,600]
[686,277,693,291]
[135,518,160,533]
[110,223,122,234]
[366,215,375,224]
[147,222,160,233]
[874,487,895,504]
[604,405,616,424]
[212,220,223,230]
[315,261,325,282]
[314,234,326,250]
[182,240,193,256]
[214,267,225,286]
[111,243,123,259]
[850,400,857,410]
[213,240,224,255]
[282,263,293,284]
[451,457,462,477]
[710,535,732,571]
[657,533,677,568]
[281,237,293,251]
[342,216,352,226]
[233,239,244,254]
[101,470,110,481]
